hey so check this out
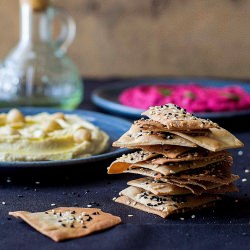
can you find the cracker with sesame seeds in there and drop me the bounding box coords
[113,124,196,148]
[137,144,191,158]
[135,118,211,135]
[171,128,244,152]
[108,151,157,174]
[9,207,121,242]
[124,168,212,192]
[150,150,230,164]
[142,104,219,131]
[133,154,231,176]
[116,186,218,218]
[108,150,229,175]
[128,177,238,196]
[125,160,238,187]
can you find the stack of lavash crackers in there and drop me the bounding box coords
[108,104,244,218]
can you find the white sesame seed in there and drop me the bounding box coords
[2,201,6,205]
[35,181,40,185]
[242,178,247,182]
[238,150,243,156]
[245,169,249,173]
[180,217,185,221]
[128,215,133,217]
[235,200,238,203]
[87,205,92,208]
[112,197,117,201]
[191,215,196,219]
[51,203,56,207]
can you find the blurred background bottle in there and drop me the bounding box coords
[0,0,83,109]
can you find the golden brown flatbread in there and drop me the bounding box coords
[128,177,238,196]
[171,128,244,151]
[135,118,211,135]
[142,104,219,130]
[137,145,191,158]
[108,151,157,174]
[116,186,219,218]
[113,124,197,148]
[116,195,216,218]
[9,207,121,242]
[108,150,230,175]
[151,149,230,163]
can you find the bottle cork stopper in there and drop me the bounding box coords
[20,0,50,12]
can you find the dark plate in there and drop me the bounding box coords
[0,108,131,169]
[91,78,250,119]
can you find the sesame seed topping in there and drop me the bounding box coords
[2,201,6,205]
[245,169,249,173]
[128,215,134,217]
[242,178,247,182]
[51,203,56,207]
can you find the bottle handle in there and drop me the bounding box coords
[53,7,76,53]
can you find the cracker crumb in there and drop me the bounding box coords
[238,150,243,156]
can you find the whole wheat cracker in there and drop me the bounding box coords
[113,124,197,148]
[117,186,219,218]
[142,104,219,130]
[128,177,238,196]
[9,207,121,242]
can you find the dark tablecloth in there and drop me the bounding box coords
[0,79,250,250]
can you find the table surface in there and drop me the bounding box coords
[1,79,250,250]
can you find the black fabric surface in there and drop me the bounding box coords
[0,79,250,250]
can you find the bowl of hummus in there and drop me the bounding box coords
[0,108,130,164]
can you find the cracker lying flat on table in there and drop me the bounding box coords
[113,124,197,148]
[116,186,219,218]
[142,104,219,130]
[9,207,121,242]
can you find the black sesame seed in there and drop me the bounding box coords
[61,224,66,227]
[71,211,76,214]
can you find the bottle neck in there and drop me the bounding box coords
[20,1,52,45]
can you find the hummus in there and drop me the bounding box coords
[0,109,109,161]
